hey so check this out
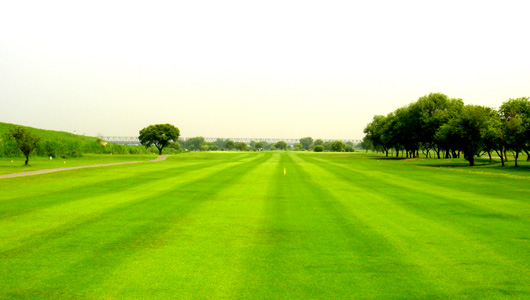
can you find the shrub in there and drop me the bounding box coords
[314,145,324,152]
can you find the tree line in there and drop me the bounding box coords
[175,137,356,152]
[362,93,530,166]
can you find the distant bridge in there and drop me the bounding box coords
[101,136,361,146]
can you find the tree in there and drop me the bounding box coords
[314,139,324,146]
[436,105,494,166]
[294,143,303,151]
[225,140,235,150]
[139,124,180,155]
[500,97,530,167]
[235,142,248,151]
[184,137,205,151]
[254,141,264,150]
[299,137,313,150]
[314,145,324,152]
[275,141,287,150]
[331,140,346,152]
[214,138,227,149]
[3,126,40,165]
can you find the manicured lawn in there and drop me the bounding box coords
[1,152,529,299]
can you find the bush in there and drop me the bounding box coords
[314,145,324,152]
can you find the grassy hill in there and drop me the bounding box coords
[0,122,147,158]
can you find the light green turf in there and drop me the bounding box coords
[1,152,529,299]
[0,154,159,175]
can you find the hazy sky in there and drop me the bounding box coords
[1,1,529,140]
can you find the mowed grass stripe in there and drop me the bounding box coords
[302,154,530,271]
[0,152,259,248]
[0,152,272,299]
[0,152,255,203]
[296,153,530,298]
[0,152,264,253]
[308,154,530,217]
[86,152,279,299]
[275,153,444,299]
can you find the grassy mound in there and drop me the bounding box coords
[0,122,147,158]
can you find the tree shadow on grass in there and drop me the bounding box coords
[367,156,407,161]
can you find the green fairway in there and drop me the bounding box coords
[0,154,157,175]
[1,152,529,299]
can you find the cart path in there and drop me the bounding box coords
[0,155,170,179]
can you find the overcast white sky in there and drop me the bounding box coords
[1,1,529,140]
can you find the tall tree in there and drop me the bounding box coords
[224,140,235,150]
[139,124,180,155]
[235,142,248,151]
[499,97,530,167]
[436,105,494,166]
[3,126,41,165]
[299,137,313,150]
[313,139,324,146]
[185,137,206,151]
[275,141,287,150]
[331,140,346,152]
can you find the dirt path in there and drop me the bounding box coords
[0,155,170,179]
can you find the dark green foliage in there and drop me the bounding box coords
[364,93,530,165]
[314,145,324,152]
[254,141,264,150]
[437,105,497,166]
[499,97,530,167]
[183,137,205,151]
[139,124,180,155]
[3,126,41,165]
[235,142,248,151]
[299,137,313,150]
[274,141,287,150]
[225,140,235,150]
[331,140,346,152]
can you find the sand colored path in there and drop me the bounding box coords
[0,155,170,179]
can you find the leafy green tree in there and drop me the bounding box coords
[254,141,264,150]
[323,141,332,151]
[209,144,219,151]
[500,97,530,167]
[331,140,346,152]
[184,137,205,151]
[235,142,248,151]
[313,139,324,146]
[481,110,504,165]
[225,140,235,150]
[314,145,324,152]
[360,137,373,152]
[436,105,494,166]
[299,137,313,150]
[214,138,227,149]
[139,124,180,155]
[168,141,182,152]
[294,143,303,151]
[3,126,41,165]
[275,141,287,150]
